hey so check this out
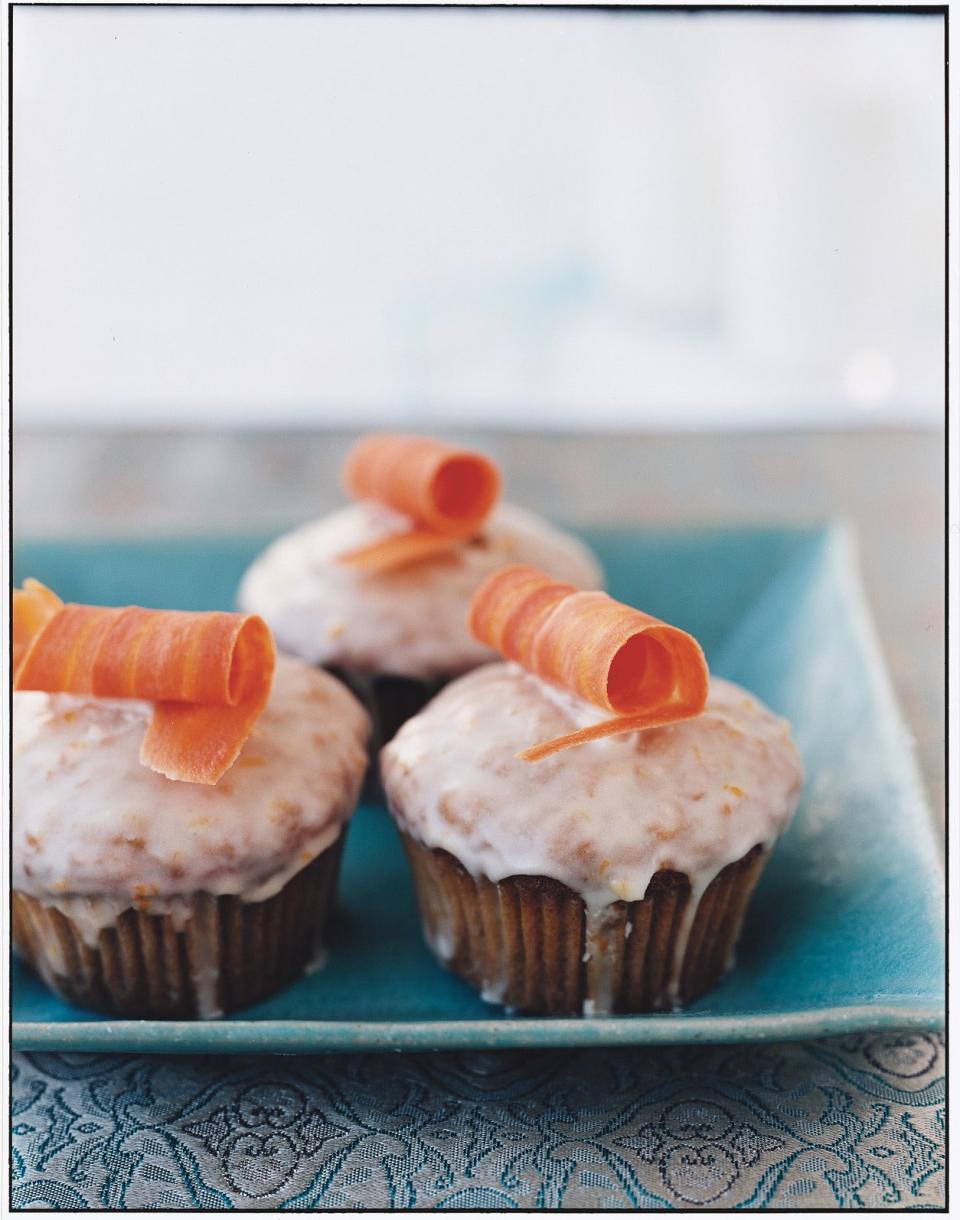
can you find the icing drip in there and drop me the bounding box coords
[583,907,621,1015]
[479,886,510,1006]
[30,904,67,987]
[427,918,455,967]
[305,946,329,977]
[238,502,603,680]
[188,895,223,1020]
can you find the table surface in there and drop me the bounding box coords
[11,426,945,1209]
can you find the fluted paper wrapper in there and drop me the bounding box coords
[401,835,768,1015]
[12,836,345,1020]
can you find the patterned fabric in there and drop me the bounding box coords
[11,1034,943,1210]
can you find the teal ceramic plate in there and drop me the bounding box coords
[11,525,944,1052]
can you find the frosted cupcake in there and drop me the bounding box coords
[381,565,803,1015]
[238,435,602,755]
[12,581,369,1018]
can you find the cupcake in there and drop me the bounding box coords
[238,435,602,758]
[12,581,369,1018]
[381,565,803,1015]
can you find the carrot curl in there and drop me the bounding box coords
[338,434,501,573]
[14,581,275,784]
[468,564,709,760]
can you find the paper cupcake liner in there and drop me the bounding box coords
[326,666,451,798]
[12,836,345,1020]
[401,834,768,1015]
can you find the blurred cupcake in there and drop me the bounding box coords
[381,566,803,1015]
[12,582,369,1018]
[237,435,602,759]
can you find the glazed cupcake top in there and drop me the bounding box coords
[13,656,370,906]
[381,663,803,910]
[238,501,603,680]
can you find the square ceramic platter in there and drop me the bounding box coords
[11,524,944,1053]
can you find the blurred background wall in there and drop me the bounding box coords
[13,6,944,430]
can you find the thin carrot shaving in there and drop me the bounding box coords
[13,581,276,785]
[517,712,691,762]
[468,564,709,760]
[337,528,464,574]
[338,434,501,573]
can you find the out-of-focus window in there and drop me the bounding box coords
[13,8,944,428]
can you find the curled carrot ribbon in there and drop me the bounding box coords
[468,565,709,760]
[13,580,276,784]
[337,434,501,573]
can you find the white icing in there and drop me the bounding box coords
[584,908,620,1015]
[306,946,329,977]
[13,656,370,920]
[237,501,603,680]
[189,895,223,1019]
[381,664,804,913]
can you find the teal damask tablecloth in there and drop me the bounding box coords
[12,1033,944,1210]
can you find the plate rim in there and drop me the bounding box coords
[12,1003,945,1054]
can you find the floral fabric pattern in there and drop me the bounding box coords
[11,1033,944,1210]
